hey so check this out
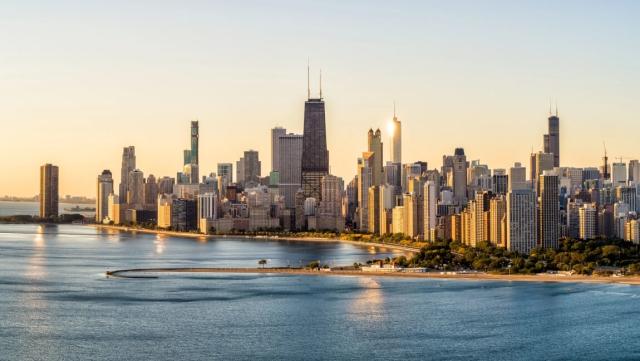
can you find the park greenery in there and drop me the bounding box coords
[0,214,85,224]
[403,238,640,275]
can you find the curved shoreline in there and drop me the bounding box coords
[91,224,418,254]
[105,267,640,285]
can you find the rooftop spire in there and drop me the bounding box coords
[307,58,310,100]
[393,100,396,118]
[555,101,558,117]
[319,68,322,99]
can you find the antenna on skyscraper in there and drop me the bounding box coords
[549,98,552,116]
[319,68,323,99]
[307,58,311,100]
[393,100,396,118]
[555,101,558,117]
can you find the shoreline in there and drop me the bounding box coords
[91,224,419,254]
[105,267,640,285]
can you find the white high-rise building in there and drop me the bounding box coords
[423,181,437,241]
[391,112,401,164]
[579,203,598,240]
[197,192,218,221]
[506,189,537,254]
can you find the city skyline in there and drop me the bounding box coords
[3,1,640,196]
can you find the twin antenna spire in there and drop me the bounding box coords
[549,99,559,117]
[307,59,323,100]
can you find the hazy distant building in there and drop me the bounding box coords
[391,111,402,164]
[119,146,136,205]
[301,95,329,201]
[157,176,175,195]
[271,127,287,173]
[144,174,158,209]
[126,169,145,209]
[530,151,554,190]
[507,189,537,254]
[543,110,560,167]
[278,133,303,208]
[628,160,640,184]
[452,148,468,205]
[237,150,261,187]
[367,128,384,187]
[612,162,627,187]
[508,162,527,191]
[96,170,114,222]
[39,163,59,219]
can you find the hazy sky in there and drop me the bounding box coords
[1,0,639,197]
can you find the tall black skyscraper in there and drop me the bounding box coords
[543,107,560,168]
[301,69,329,200]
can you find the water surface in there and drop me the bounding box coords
[1,224,639,360]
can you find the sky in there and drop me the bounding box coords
[1,0,639,197]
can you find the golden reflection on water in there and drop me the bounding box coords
[154,235,167,254]
[348,277,385,323]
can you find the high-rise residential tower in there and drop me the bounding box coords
[236,150,261,187]
[543,109,560,167]
[301,79,329,201]
[507,189,537,254]
[538,171,560,249]
[96,170,114,222]
[278,133,303,208]
[127,169,145,209]
[39,164,59,219]
[182,121,199,184]
[119,146,136,203]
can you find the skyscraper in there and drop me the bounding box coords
[579,203,597,240]
[507,189,537,254]
[543,109,560,167]
[538,172,560,249]
[452,148,468,205]
[39,164,59,219]
[357,153,374,231]
[183,121,199,184]
[423,180,437,241]
[301,88,329,201]
[531,151,553,191]
[119,146,136,203]
[237,150,261,187]
[391,109,401,164]
[127,169,145,208]
[96,170,113,222]
[278,133,303,208]
[271,127,286,173]
[367,128,384,187]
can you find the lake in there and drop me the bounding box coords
[1,224,639,360]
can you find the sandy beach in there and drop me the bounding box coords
[91,224,419,254]
[105,267,640,285]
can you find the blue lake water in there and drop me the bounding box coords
[0,201,95,218]
[1,224,639,360]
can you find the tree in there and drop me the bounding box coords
[258,259,267,268]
